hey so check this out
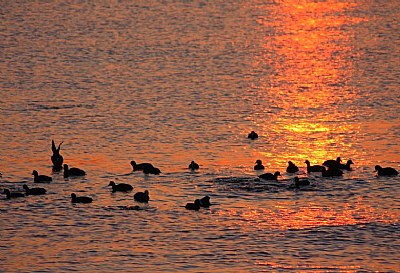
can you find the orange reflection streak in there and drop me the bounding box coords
[216,199,398,231]
[248,1,368,166]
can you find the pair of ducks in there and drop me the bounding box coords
[3,185,47,199]
[71,183,150,204]
[185,195,211,211]
[32,164,86,183]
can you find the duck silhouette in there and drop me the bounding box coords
[305,160,325,173]
[71,193,92,203]
[199,195,211,207]
[108,181,133,192]
[185,199,201,211]
[188,161,200,170]
[286,161,299,173]
[3,189,25,199]
[64,164,86,178]
[254,160,265,170]
[321,166,343,177]
[248,131,258,140]
[259,171,281,181]
[322,157,341,168]
[51,140,64,171]
[374,165,398,176]
[293,177,310,187]
[134,190,149,203]
[338,159,354,171]
[32,170,52,183]
[143,165,161,175]
[130,161,155,172]
[23,184,46,195]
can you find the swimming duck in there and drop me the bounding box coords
[321,166,343,177]
[322,157,341,168]
[143,165,161,175]
[64,164,86,178]
[32,170,52,183]
[305,160,325,173]
[188,161,200,170]
[294,177,310,187]
[108,181,133,192]
[3,189,24,199]
[51,140,64,171]
[254,160,265,170]
[199,195,211,207]
[185,199,201,211]
[374,165,398,176]
[130,161,155,172]
[23,184,46,195]
[259,171,281,181]
[134,190,149,203]
[338,159,354,171]
[286,161,299,173]
[248,131,258,140]
[71,193,92,203]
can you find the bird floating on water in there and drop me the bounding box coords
[32,170,52,183]
[134,190,150,203]
[188,161,200,170]
[23,184,46,195]
[305,160,325,173]
[259,171,281,181]
[108,181,133,192]
[374,165,398,176]
[64,164,86,178]
[185,199,201,211]
[3,189,25,199]
[254,160,265,170]
[248,131,258,140]
[71,193,92,203]
[51,139,64,171]
[286,161,299,173]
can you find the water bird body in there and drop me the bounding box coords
[64,164,86,178]
[32,170,52,183]
[254,160,265,170]
[188,161,200,170]
[130,161,155,171]
[23,184,46,195]
[71,193,92,203]
[108,181,133,192]
[321,166,343,177]
[259,171,281,181]
[3,189,25,199]
[293,177,310,188]
[374,165,398,176]
[199,195,211,207]
[322,157,341,168]
[134,190,149,203]
[248,131,258,140]
[286,161,299,173]
[185,199,201,211]
[305,160,325,173]
[143,165,161,175]
[51,140,64,171]
[339,160,354,171]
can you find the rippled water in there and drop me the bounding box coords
[1,1,399,272]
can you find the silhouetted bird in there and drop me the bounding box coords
[254,160,265,170]
[322,157,341,168]
[3,189,24,199]
[130,161,155,172]
[71,193,92,203]
[259,171,281,181]
[321,166,343,177]
[185,199,201,211]
[248,131,258,140]
[305,160,325,173]
[143,165,161,175]
[338,159,354,171]
[199,195,211,207]
[188,161,200,170]
[108,181,133,192]
[32,170,52,183]
[286,161,299,173]
[23,184,46,195]
[51,140,64,171]
[64,164,86,178]
[134,190,149,203]
[294,177,310,187]
[374,165,399,176]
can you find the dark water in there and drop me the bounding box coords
[0,1,399,272]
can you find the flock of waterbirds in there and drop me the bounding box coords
[1,133,399,211]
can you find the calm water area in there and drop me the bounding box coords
[0,1,399,272]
